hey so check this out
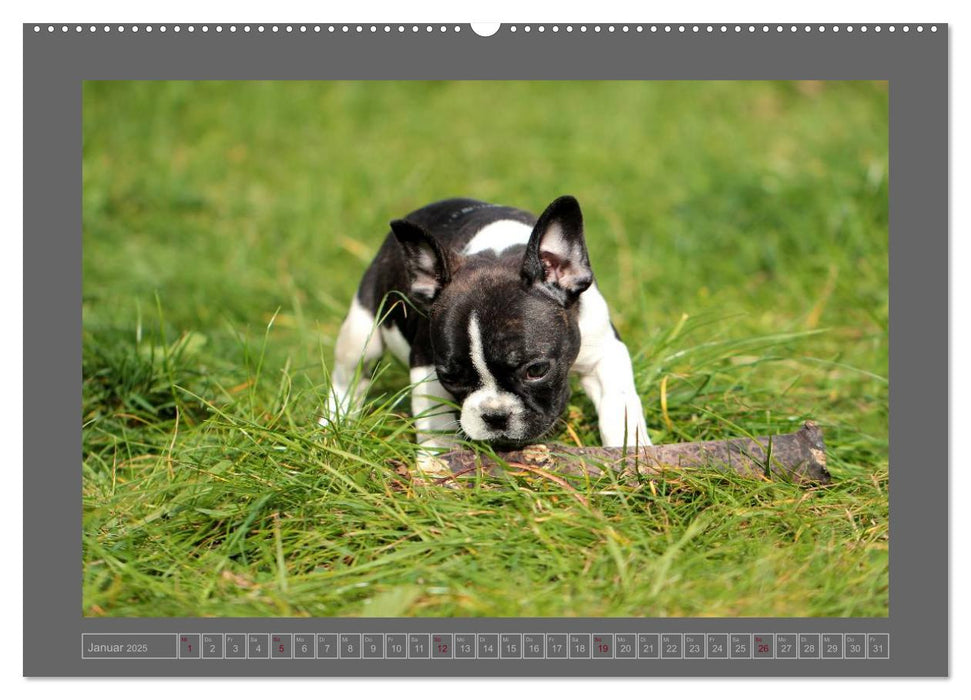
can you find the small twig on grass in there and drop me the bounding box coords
[433,464,479,486]
[503,460,589,507]
[426,421,830,488]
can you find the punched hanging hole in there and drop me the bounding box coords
[471,23,501,37]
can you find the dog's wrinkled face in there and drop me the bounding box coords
[392,195,593,447]
[429,271,581,446]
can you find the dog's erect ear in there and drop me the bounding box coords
[391,218,452,306]
[521,195,593,305]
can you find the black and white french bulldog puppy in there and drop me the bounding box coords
[324,195,650,453]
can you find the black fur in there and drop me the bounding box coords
[342,196,645,448]
[357,198,547,366]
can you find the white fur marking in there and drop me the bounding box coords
[573,283,613,374]
[410,365,459,450]
[335,297,383,369]
[322,296,384,425]
[590,339,650,447]
[570,285,651,446]
[380,324,411,365]
[462,220,532,255]
[467,312,496,390]
[462,313,527,441]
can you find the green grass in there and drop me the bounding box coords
[82,81,888,617]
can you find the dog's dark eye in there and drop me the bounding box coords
[436,367,462,386]
[524,361,551,381]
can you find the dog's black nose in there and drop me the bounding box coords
[481,411,509,431]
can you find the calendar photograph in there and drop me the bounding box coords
[81,80,889,618]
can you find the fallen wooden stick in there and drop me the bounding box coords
[436,421,830,486]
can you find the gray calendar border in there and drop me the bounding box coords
[23,23,947,677]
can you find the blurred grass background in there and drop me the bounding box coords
[82,81,888,617]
